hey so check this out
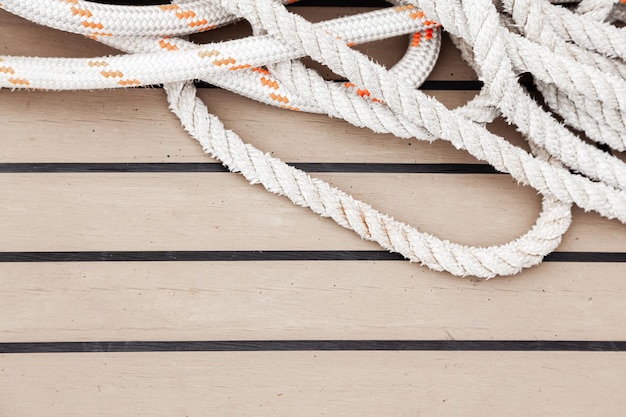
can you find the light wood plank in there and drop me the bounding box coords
[1,352,625,416]
[1,262,625,342]
[1,173,623,251]
[1,89,491,163]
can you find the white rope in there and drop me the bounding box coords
[1,0,624,278]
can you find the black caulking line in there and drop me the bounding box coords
[1,340,624,354]
[0,251,624,263]
[0,163,501,174]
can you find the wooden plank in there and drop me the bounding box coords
[0,89,491,164]
[1,262,625,342]
[1,173,623,251]
[1,352,625,416]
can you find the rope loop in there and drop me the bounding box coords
[1,0,624,278]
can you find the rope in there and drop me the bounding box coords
[1,0,624,278]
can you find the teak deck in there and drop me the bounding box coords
[1,3,625,416]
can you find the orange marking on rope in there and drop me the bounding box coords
[411,32,422,47]
[270,93,289,104]
[0,66,15,74]
[357,89,371,97]
[9,78,29,86]
[81,21,104,30]
[213,57,237,66]
[188,19,209,28]
[175,10,197,19]
[425,28,434,40]
[71,7,93,18]
[118,79,141,86]
[230,64,252,70]
[252,67,270,75]
[344,82,355,88]
[424,20,438,26]
[394,5,415,12]
[281,105,300,111]
[88,60,109,67]
[159,5,179,11]
[198,49,220,59]
[260,77,280,90]
[86,32,112,40]
[159,39,178,51]
[100,70,124,78]
[410,10,425,20]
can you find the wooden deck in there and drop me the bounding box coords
[1,3,625,416]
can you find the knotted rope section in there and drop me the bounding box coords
[1,0,624,278]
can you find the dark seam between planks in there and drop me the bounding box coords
[0,163,501,174]
[1,340,625,354]
[192,80,486,91]
[0,251,624,263]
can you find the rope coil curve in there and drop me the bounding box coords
[1,0,624,278]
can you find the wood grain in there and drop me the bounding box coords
[2,352,625,416]
[1,173,624,251]
[1,261,625,342]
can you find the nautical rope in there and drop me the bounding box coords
[1,0,624,278]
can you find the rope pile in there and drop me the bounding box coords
[1,0,624,278]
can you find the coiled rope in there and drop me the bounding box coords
[1,0,624,278]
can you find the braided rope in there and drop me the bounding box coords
[1,0,624,278]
